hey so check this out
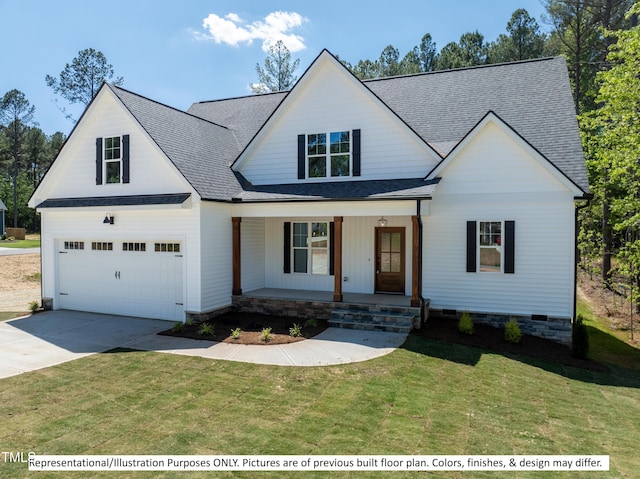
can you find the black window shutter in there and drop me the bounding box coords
[352,129,361,176]
[504,220,515,274]
[122,134,130,184]
[466,221,477,273]
[297,135,305,179]
[95,137,103,185]
[329,221,335,276]
[283,222,291,273]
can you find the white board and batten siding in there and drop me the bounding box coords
[261,216,413,296]
[29,87,193,208]
[199,202,235,313]
[423,121,576,318]
[236,55,438,186]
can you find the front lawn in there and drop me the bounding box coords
[1,333,639,478]
[0,238,40,248]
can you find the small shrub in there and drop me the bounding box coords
[185,317,194,327]
[28,300,40,313]
[304,318,317,328]
[172,322,184,332]
[198,322,214,336]
[24,272,41,283]
[504,318,522,344]
[261,327,272,342]
[458,311,473,335]
[572,314,589,359]
[289,323,303,337]
[230,327,241,339]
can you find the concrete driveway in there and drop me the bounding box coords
[0,247,41,256]
[0,310,408,378]
[0,311,169,379]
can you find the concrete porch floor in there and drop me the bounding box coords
[242,288,413,307]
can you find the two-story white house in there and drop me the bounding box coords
[29,50,589,344]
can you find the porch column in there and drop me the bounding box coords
[411,215,421,307]
[333,216,343,302]
[232,217,242,296]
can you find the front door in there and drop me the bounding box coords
[375,227,405,294]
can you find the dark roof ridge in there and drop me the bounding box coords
[192,90,287,106]
[109,84,231,131]
[363,56,560,83]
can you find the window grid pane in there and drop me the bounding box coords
[479,221,502,272]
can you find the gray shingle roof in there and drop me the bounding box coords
[188,93,286,149]
[235,178,440,202]
[37,193,191,208]
[110,85,244,200]
[108,55,588,202]
[365,56,588,192]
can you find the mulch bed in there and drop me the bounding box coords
[159,311,328,345]
[413,315,608,372]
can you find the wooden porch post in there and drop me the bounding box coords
[232,217,242,296]
[333,216,343,302]
[411,215,421,307]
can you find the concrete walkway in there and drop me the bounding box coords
[0,311,408,379]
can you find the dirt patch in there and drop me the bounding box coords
[159,311,329,345]
[578,270,639,339]
[413,315,608,372]
[0,253,41,312]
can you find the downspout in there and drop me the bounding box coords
[574,198,591,321]
[39,210,45,310]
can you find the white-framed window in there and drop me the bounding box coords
[104,136,122,184]
[64,241,84,250]
[123,242,146,252]
[92,242,113,251]
[479,221,502,272]
[292,222,329,274]
[307,131,351,178]
[155,243,180,253]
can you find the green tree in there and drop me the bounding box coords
[0,90,35,228]
[351,59,380,80]
[437,31,487,70]
[580,3,640,292]
[488,9,546,63]
[417,33,438,72]
[378,45,401,77]
[251,41,300,93]
[46,48,123,106]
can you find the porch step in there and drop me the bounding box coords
[329,308,415,334]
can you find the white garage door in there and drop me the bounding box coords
[57,240,184,321]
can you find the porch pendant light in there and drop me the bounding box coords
[378,217,388,227]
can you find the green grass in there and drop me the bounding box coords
[577,299,640,370]
[0,239,40,248]
[0,312,28,321]
[1,334,640,478]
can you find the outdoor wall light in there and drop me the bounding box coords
[103,213,114,225]
[377,217,388,227]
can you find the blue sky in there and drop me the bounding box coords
[0,0,549,136]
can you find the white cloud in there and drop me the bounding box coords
[198,11,307,52]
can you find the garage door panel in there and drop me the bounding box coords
[57,241,184,321]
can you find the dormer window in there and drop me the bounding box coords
[104,136,122,184]
[298,129,360,180]
[95,135,130,185]
[307,131,350,178]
